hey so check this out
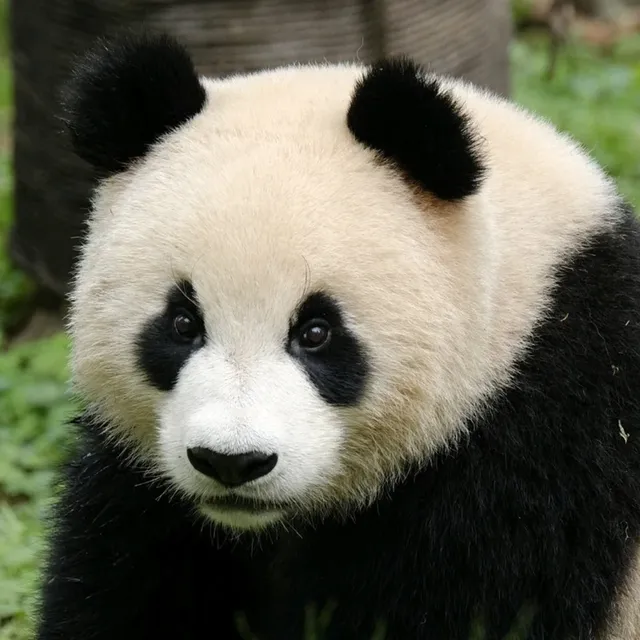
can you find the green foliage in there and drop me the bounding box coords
[512,33,640,208]
[0,334,75,635]
[511,0,535,24]
[0,24,638,640]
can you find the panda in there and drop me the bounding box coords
[36,31,640,640]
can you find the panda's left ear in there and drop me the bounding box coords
[61,31,206,175]
[347,58,485,201]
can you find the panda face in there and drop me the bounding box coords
[71,117,478,530]
[143,280,368,530]
[66,34,617,532]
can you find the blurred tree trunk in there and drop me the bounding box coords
[9,0,512,300]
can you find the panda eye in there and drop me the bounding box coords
[298,319,332,352]
[171,309,201,344]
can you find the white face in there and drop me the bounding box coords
[70,66,482,532]
[155,297,350,530]
[69,63,617,533]
[72,131,435,533]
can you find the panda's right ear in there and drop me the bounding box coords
[61,31,207,175]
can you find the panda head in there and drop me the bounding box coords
[65,32,492,532]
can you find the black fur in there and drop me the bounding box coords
[38,206,640,639]
[347,58,485,201]
[36,418,259,640]
[61,32,206,174]
[287,292,369,407]
[136,280,205,391]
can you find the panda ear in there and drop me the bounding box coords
[346,58,485,201]
[61,31,207,175]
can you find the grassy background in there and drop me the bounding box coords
[0,9,639,640]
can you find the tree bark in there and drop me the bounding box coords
[9,0,512,297]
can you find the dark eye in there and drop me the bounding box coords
[171,309,201,343]
[298,319,332,352]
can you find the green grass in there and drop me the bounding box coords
[0,334,73,639]
[0,28,639,639]
[512,32,640,207]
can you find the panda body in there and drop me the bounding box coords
[37,34,640,639]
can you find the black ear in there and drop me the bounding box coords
[346,58,485,201]
[61,31,207,175]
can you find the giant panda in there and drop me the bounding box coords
[36,31,640,640]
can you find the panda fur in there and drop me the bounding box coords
[37,32,640,639]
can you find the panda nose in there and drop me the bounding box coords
[186,447,278,487]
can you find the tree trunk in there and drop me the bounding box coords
[9,0,512,298]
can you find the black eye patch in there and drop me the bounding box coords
[288,292,369,407]
[136,280,205,391]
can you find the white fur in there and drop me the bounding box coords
[607,546,640,638]
[68,62,621,531]
[157,345,344,528]
[199,505,283,532]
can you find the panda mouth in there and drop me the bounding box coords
[202,495,286,514]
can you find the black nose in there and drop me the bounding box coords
[186,447,278,487]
